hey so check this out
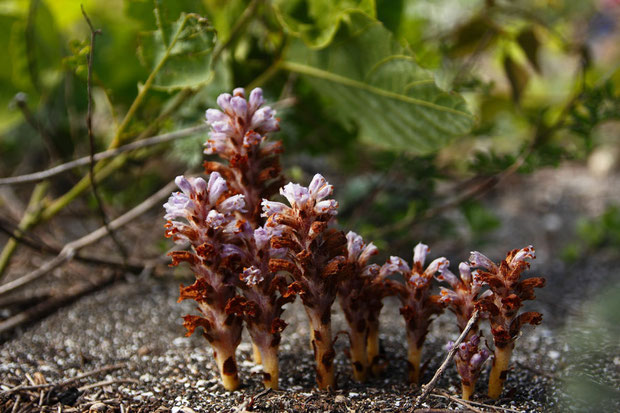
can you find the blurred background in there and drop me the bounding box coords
[0,0,619,410]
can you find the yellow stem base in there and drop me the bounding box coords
[350,330,368,382]
[260,346,279,390]
[252,343,262,365]
[407,344,422,385]
[488,345,513,399]
[367,325,383,377]
[309,319,335,390]
[462,382,476,401]
[214,347,240,391]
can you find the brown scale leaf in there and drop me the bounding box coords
[182,315,212,337]
[168,250,198,267]
[271,318,288,334]
[510,311,543,338]
[178,278,212,303]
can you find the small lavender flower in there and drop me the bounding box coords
[205,87,279,156]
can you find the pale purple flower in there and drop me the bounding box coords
[219,194,246,213]
[261,199,289,218]
[206,210,227,228]
[413,242,430,267]
[380,256,411,277]
[426,257,449,275]
[280,183,310,208]
[204,87,279,155]
[459,262,472,284]
[241,266,264,286]
[469,251,498,272]
[346,231,378,266]
[436,267,459,289]
[308,174,333,200]
[314,199,338,215]
[509,245,535,269]
[207,172,228,205]
[243,131,263,147]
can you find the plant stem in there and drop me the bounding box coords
[462,381,476,401]
[349,329,368,382]
[0,182,48,279]
[367,321,381,376]
[407,340,422,385]
[259,345,279,390]
[252,343,263,364]
[308,314,335,389]
[488,344,514,399]
[213,344,240,391]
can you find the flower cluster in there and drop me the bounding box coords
[204,87,285,227]
[382,243,448,384]
[337,231,393,381]
[164,87,546,400]
[470,246,545,398]
[165,173,247,391]
[263,174,348,389]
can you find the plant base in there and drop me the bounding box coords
[488,345,514,399]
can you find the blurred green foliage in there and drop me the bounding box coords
[563,205,620,262]
[0,0,619,255]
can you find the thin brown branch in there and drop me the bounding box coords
[0,125,207,186]
[414,310,480,409]
[0,179,178,297]
[431,390,524,413]
[77,378,138,392]
[0,270,118,337]
[60,364,126,387]
[0,218,143,272]
[81,5,128,262]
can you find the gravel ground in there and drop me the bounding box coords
[1,164,619,412]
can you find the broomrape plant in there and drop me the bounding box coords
[163,88,545,398]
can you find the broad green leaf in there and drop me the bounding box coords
[282,12,474,154]
[138,11,216,91]
[273,0,375,48]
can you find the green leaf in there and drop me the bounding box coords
[273,0,375,48]
[138,10,216,92]
[282,12,474,154]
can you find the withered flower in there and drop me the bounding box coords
[471,246,545,398]
[263,174,348,390]
[437,262,489,399]
[382,243,447,385]
[204,87,285,227]
[165,173,247,391]
[337,231,392,381]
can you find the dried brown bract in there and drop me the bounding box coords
[469,246,545,398]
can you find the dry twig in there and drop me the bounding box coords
[81,5,128,262]
[414,310,480,408]
[77,378,138,392]
[0,125,207,186]
[0,179,178,297]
